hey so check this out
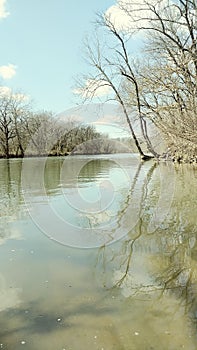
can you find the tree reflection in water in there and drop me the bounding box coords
[95,162,197,331]
[0,159,23,245]
[0,157,196,349]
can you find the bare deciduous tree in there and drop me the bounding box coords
[0,90,30,158]
[76,0,196,162]
[118,0,197,161]
[75,32,156,160]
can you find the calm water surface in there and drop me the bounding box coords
[0,154,196,350]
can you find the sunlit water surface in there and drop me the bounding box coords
[0,155,196,350]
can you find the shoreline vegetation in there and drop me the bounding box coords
[0,156,196,164]
[0,148,197,164]
[0,104,196,163]
[0,100,196,163]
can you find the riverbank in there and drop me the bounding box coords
[0,146,197,164]
[159,147,197,164]
[1,151,197,163]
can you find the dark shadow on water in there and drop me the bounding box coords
[0,296,116,340]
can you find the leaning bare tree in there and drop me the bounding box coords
[75,27,157,160]
[117,0,197,162]
[76,0,196,162]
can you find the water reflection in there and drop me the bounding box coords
[0,156,196,349]
[0,159,24,245]
[0,273,21,312]
[22,155,148,247]
[96,162,197,346]
[0,159,23,216]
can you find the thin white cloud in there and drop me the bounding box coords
[0,64,17,80]
[105,4,132,31]
[105,0,184,33]
[105,0,157,32]
[0,86,29,102]
[74,79,112,98]
[0,0,9,19]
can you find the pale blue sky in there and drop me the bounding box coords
[0,0,116,113]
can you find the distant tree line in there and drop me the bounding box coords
[70,136,141,155]
[0,91,108,158]
[0,90,141,158]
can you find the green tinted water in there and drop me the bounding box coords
[0,155,196,350]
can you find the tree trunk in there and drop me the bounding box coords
[5,134,9,158]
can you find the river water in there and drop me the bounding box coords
[0,154,196,350]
